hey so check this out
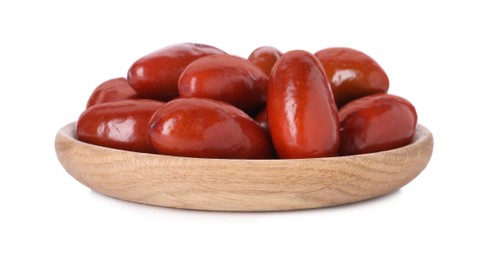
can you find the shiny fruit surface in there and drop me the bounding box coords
[315,47,389,107]
[267,50,339,159]
[254,107,269,132]
[127,43,225,101]
[77,99,165,153]
[178,54,268,114]
[338,94,417,156]
[149,98,273,159]
[86,77,137,108]
[248,46,282,76]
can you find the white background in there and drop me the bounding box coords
[1,0,485,259]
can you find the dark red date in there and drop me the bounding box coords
[267,50,339,159]
[338,94,417,156]
[86,77,138,108]
[127,43,225,101]
[149,98,273,159]
[248,46,282,76]
[315,47,389,107]
[77,99,165,153]
[178,54,268,114]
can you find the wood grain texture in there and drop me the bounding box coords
[55,122,433,211]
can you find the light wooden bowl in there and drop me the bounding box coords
[55,122,433,211]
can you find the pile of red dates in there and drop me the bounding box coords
[77,43,417,159]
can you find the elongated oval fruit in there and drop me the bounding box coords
[86,77,138,108]
[149,98,273,159]
[178,54,268,114]
[127,43,225,101]
[315,47,389,107]
[338,94,417,156]
[77,99,165,153]
[248,46,282,76]
[267,50,339,159]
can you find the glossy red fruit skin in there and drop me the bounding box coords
[86,77,138,108]
[77,99,165,153]
[253,107,278,159]
[267,50,339,159]
[149,98,273,159]
[178,54,268,114]
[338,94,417,156]
[247,46,282,76]
[254,107,269,132]
[127,43,225,101]
[315,47,389,107]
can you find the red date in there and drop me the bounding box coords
[267,50,339,159]
[315,47,389,107]
[77,99,165,153]
[127,43,225,101]
[149,98,273,159]
[338,94,417,156]
[248,46,282,76]
[178,54,268,114]
[86,78,138,108]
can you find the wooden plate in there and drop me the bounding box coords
[55,122,433,211]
